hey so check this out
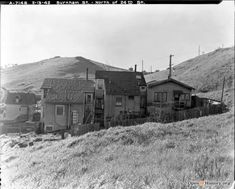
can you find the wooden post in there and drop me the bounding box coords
[61,130,65,139]
[220,76,225,103]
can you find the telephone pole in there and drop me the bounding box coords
[221,76,225,103]
[142,59,144,72]
[168,54,174,79]
[198,45,201,56]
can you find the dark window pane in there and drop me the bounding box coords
[128,96,134,100]
[116,97,122,106]
[56,106,64,115]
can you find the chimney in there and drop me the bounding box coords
[134,64,137,72]
[86,68,88,80]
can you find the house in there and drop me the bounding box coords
[41,78,95,132]
[95,71,147,128]
[147,77,195,115]
[1,91,37,122]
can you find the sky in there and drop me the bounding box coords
[1,2,234,71]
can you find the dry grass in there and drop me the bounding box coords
[1,110,234,189]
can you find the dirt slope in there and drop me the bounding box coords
[145,47,234,92]
[1,110,234,189]
[1,56,126,93]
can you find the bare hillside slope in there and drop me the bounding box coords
[145,47,234,92]
[1,56,125,93]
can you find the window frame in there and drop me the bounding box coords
[56,105,65,116]
[154,92,167,102]
[179,93,190,101]
[43,89,49,98]
[85,93,93,104]
[185,93,190,100]
[128,95,134,100]
[115,97,123,107]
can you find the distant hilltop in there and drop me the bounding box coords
[1,56,126,93]
[1,46,234,94]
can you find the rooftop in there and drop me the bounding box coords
[147,78,195,90]
[95,71,146,96]
[41,78,95,103]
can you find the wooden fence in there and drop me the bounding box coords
[71,123,100,136]
[108,104,225,128]
[0,121,39,135]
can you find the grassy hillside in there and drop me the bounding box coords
[145,47,234,93]
[197,87,234,108]
[1,110,234,189]
[1,56,126,93]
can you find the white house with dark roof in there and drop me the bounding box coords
[41,78,95,132]
[1,91,37,122]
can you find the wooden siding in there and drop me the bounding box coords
[104,95,141,126]
[147,82,192,114]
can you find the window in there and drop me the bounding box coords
[179,93,190,101]
[140,86,146,91]
[185,93,190,100]
[46,125,53,132]
[72,110,78,124]
[136,75,142,79]
[43,89,49,98]
[85,93,93,104]
[56,105,64,116]
[15,96,20,103]
[116,97,122,106]
[97,79,103,89]
[154,92,167,102]
[180,94,185,101]
[128,96,134,100]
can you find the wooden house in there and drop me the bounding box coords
[95,71,147,128]
[147,78,195,115]
[1,91,37,122]
[40,78,95,132]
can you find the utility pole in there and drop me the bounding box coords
[168,54,174,79]
[198,45,201,56]
[142,59,144,72]
[221,76,225,103]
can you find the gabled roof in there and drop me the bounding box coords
[95,71,146,96]
[41,78,95,104]
[5,92,36,105]
[147,78,195,90]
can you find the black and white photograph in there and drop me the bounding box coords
[0,1,234,188]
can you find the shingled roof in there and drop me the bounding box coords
[95,71,146,96]
[41,78,95,104]
[5,92,36,105]
[147,78,195,90]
